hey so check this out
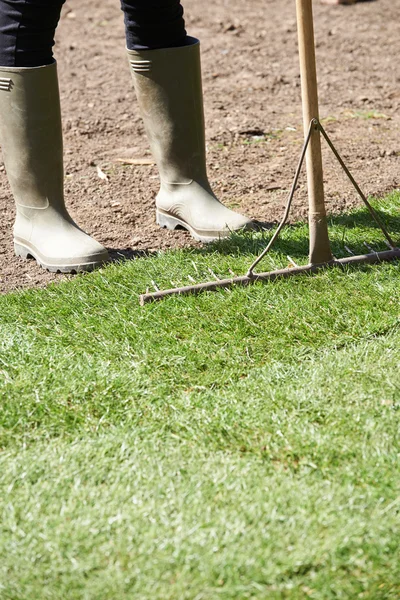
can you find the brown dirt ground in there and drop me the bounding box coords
[0,0,399,293]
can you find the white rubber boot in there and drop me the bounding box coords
[0,62,109,272]
[127,38,253,243]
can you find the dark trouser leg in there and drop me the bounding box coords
[120,0,187,50]
[0,0,65,67]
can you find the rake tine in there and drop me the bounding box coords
[384,239,395,250]
[364,242,378,256]
[287,256,299,268]
[208,268,220,281]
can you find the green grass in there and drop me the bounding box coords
[1,193,400,599]
[342,109,390,121]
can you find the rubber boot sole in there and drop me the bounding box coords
[156,209,251,243]
[14,241,109,274]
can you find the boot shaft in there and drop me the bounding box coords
[127,38,208,185]
[0,62,64,210]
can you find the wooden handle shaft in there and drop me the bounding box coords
[296,0,332,264]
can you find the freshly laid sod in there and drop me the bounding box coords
[0,194,399,599]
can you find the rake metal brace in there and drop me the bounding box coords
[139,0,399,306]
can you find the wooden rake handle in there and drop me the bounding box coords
[296,0,333,263]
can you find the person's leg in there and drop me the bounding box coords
[122,0,252,242]
[0,0,109,271]
[120,0,187,51]
[0,0,65,66]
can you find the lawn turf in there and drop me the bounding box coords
[0,194,399,599]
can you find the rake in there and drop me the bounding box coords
[140,0,400,305]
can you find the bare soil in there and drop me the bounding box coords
[0,0,399,293]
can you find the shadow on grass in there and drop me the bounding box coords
[109,204,400,265]
[329,207,400,232]
[192,206,400,260]
[107,248,158,263]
